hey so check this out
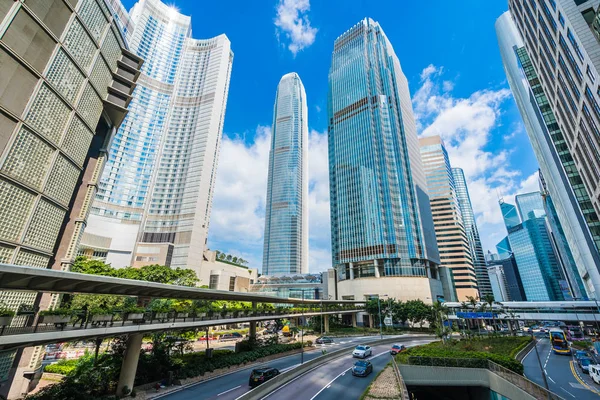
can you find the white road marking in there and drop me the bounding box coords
[217,385,241,396]
[547,375,556,384]
[561,387,576,398]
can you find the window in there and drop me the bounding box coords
[582,8,596,24]
[209,274,219,289]
[229,276,236,291]
[587,65,595,82]
[558,12,565,27]
[567,29,585,62]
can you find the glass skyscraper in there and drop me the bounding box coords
[500,193,567,301]
[262,73,308,275]
[83,0,233,273]
[496,11,600,298]
[419,136,478,301]
[328,19,445,304]
[452,167,493,298]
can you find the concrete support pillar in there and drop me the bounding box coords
[324,315,330,333]
[374,259,380,278]
[249,302,257,341]
[116,333,143,397]
[352,313,357,328]
[349,263,354,280]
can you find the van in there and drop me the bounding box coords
[590,364,600,384]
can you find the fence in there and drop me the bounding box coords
[404,357,561,400]
[390,356,410,400]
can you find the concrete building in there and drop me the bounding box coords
[487,255,526,301]
[248,271,336,300]
[83,0,233,275]
[452,167,493,298]
[201,250,258,292]
[262,73,308,276]
[327,18,445,304]
[496,11,600,298]
[0,0,142,397]
[487,264,511,302]
[419,136,478,301]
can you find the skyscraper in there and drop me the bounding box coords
[0,0,142,396]
[420,136,478,301]
[328,19,445,304]
[487,264,511,301]
[82,0,233,273]
[262,73,308,275]
[500,194,567,301]
[496,10,600,297]
[452,167,494,298]
[487,255,526,301]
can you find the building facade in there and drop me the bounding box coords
[0,0,142,397]
[419,136,478,301]
[328,19,445,304]
[500,194,567,301]
[201,250,258,292]
[262,73,308,276]
[487,254,527,301]
[83,0,233,274]
[496,10,600,298]
[248,272,332,300]
[487,264,512,301]
[452,167,493,298]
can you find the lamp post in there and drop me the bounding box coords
[531,330,552,399]
[377,294,388,339]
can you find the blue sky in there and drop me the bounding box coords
[123,0,541,273]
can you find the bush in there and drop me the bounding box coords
[44,359,79,375]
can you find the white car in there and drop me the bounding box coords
[352,345,372,359]
[590,364,600,384]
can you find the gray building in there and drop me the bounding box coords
[487,255,526,301]
[0,0,142,397]
[502,2,600,297]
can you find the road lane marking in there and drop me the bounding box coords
[569,360,600,395]
[547,375,555,384]
[560,387,576,398]
[218,386,241,396]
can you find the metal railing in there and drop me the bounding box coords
[403,357,562,400]
[390,356,410,400]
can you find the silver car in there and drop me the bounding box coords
[352,345,372,358]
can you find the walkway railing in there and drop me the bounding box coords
[390,356,410,400]
[404,357,562,400]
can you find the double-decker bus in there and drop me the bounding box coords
[549,328,571,355]
[566,325,585,341]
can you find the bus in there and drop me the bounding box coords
[549,328,571,355]
[566,325,585,341]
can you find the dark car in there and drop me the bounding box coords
[390,344,406,355]
[575,350,589,361]
[249,367,279,388]
[316,336,334,344]
[352,360,373,377]
[578,357,593,374]
[220,332,243,342]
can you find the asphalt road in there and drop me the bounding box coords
[264,338,434,400]
[159,335,382,400]
[522,335,600,399]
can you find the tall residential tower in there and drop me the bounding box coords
[82,0,233,274]
[328,19,445,304]
[262,73,309,275]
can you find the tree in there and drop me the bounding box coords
[226,254,233,262]
[406,300,430,328]
[232,256,238,264]
[391,300,408,326]
[466,296,481,331]
[483,294,496,331]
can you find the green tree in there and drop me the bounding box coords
[483,294,496,331]
[406,299,430,328]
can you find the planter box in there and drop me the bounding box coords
[91,314,113,322]
[154,312,169,319]
[0,316,13,326]
[40,315,71,324]
[176,313,189,319]
[125,312,145,321]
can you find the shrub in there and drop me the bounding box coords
[306,340,313,347]
[44,359,79,375]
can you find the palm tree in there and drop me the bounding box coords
[432,301,449,342]
[467,296,481,332]
[483,294,496,332]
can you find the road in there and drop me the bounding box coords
[160,335,391,400]
[522,335,600,399]
[264,337,434,400]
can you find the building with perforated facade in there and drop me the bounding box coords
[262,73,308,276]
[82,0,233,275]
[0,0,142,397]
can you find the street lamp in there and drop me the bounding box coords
[531,329,552,400]
[377,294,388,339]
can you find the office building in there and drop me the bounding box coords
[496,236,512,259]
[452,167,493,298]
[83,0,233,274]
[0,0,142,397]
[262,73,308,276]
[201,250,258,292]
[496,11,600,297]
[487,264,511,301]
[500,193,567,301]
[328,19,445,304]
[419,136,478,301]
[249,272,335,300]
[487,255,526,301]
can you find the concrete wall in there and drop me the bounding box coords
[337,276,443,303]
[81,214,139,269]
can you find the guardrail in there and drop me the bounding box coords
[390,356,410,400]
[404,357,562,400]
[237,335,435,400]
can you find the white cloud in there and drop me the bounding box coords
[414,64,538,252]
[208,127,333,273]
[274,0,318,56]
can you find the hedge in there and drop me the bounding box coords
[44,359,79,375]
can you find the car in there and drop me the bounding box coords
[352,360,373,377]
[220,332,243,341]
[352,345,372,358]
[248,367,280,388]
[390,344,406,355]
[579,357,593,374]
[575,350,589,361]
[316,336,334,344]
[198,336,215,341]
[590,364,600,384]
